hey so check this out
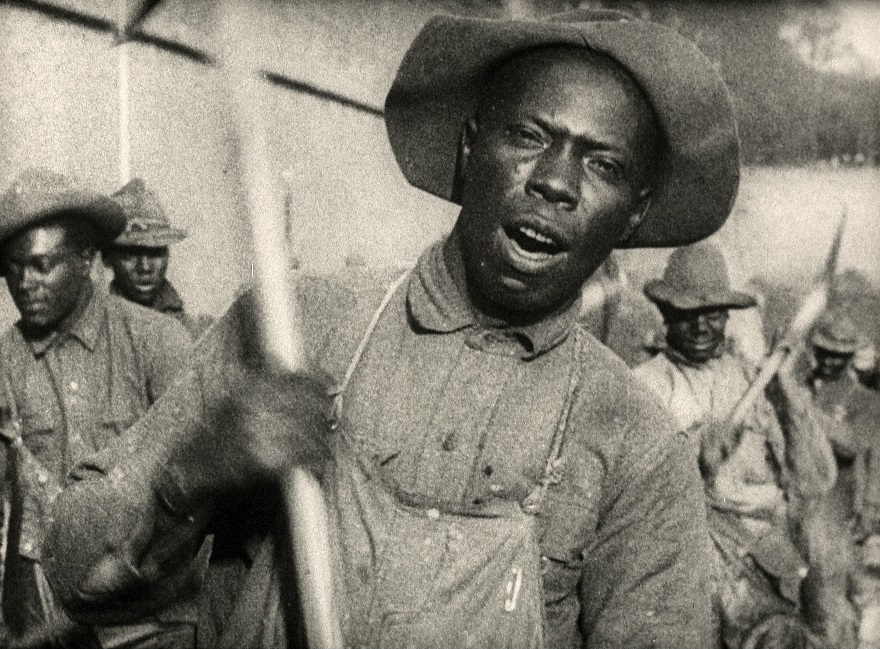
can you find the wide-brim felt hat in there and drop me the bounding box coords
[811,311,860,355]
[0,167,125,247]
[644,241,756,311]
[111,178,187,248]
[384,9,740,249]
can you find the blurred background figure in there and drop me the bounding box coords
[103,178,213,339]
[0,168,194,648]
[577,252,662,368]
[635,241,841,649]
[799,310,880,649]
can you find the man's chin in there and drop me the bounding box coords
[483,281,572,324]
[681,347,721,364]
[19,317,59,339]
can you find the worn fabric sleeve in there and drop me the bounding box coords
[41,294,256,625]
[579,406,715,649]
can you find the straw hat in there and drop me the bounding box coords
[111,178,187,248]
[0,167,125,246]
[644,242,756,311]
[384,9,740,248]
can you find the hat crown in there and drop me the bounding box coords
[812,311,860,350]
[661,242,732,296]
[2,167,76,217]
[0,167,126,248]
[113,178,171,231]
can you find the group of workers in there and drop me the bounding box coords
[0,7,878,649]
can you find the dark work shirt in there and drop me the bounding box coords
[0,286,192,559]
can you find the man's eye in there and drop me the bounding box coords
[585,157,623,180]
[505,126,544,146]
[34,259,54,274]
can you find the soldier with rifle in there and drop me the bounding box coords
[798,310,880,647]
[41,10,740,648]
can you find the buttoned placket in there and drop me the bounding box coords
[411,329,517,504]
[43,336,92,473]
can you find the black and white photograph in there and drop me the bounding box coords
[0,0,879,647]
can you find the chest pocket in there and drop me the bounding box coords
[99,334,149,439]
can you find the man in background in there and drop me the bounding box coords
[103,178,213,339]
[0,168,194,647]
[635,241,839,648]
[802,311,880,647]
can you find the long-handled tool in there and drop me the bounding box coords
[220,2,343,646]
[725,207,847,428]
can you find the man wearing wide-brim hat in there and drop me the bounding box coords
[103,178,213,339]
[46,10,740,648]
[635,241,845,647]
[0,167,195,647]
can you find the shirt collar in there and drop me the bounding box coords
[151,281,184,314]
[406,233,581,359]
[24,282,104,356]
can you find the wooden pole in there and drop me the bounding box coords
[117,0,131,184]
[725,211,846,428]
[219,3,342,647]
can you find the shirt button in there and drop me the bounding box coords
[69,381,78,392]
[37,472,48,486]
[22,542,33,554]
[441,433,457,451]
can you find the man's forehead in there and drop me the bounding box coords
[665,305,729,319]
[484,45,643,103]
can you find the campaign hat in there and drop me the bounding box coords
[0,167,125,247]
[111,178,187,248]
[644,242,756,311]
[384,9,740,248]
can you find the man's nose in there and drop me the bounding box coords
[525,145,579,210]
[692,315,711,334]
[135,255,152,272]
[20,266,39,289]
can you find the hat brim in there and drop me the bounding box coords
[644,279,756,311]
[112,228,187,248]
[0,191,125,248]
[385,13,740,248]
[810,331,858,355]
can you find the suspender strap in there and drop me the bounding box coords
[330,271,410,423]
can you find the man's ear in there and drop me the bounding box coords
[451,117,479,203]
[619,187,653,244]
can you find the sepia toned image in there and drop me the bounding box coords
[0,1,878,647]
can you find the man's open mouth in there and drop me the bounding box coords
[504,225,564,259]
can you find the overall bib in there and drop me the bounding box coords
[324,273,583,649]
